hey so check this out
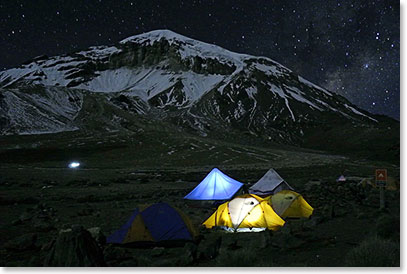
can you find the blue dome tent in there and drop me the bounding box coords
[184,168,244,200]
[106,203,197,245]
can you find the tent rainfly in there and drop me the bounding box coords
[267,190,313,218]
[202,194,285,232]
[107,203,197,244]
[184,168,243,200]
[249,169,293,196]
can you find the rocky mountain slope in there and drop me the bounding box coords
[0,30,398,159]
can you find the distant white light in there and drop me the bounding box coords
[69,162,80,168]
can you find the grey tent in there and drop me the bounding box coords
[249,169,293,196]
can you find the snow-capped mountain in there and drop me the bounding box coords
[0,30,381,144]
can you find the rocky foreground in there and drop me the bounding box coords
[0,170,400,267]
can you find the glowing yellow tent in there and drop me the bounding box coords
[202,194,285,232]
[267,190,313,218]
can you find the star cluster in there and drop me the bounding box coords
[0,0,400,119]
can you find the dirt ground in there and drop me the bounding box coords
[0,157,400,267]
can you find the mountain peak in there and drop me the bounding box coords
[0,28,379,138]
[120,29,192,44]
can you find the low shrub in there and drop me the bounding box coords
[344,236,399,267]
[376,214,399,241]
[215,247,270,267]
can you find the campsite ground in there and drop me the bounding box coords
[0,131,400,267]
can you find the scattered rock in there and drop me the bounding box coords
[12,219,23,226]
[77,207,94,216]
[305,180,321,191]
[33,219,55,232]
[322,204,335,219]
[43,225,106,266]
[356,211,369,220]
[87,227,106,245]
[0,196,17,205]
[117,259,138,267]
[77,195,98,203]
[376,214,399,240]
[104,245,132,264]
[197,234,222,260]
[66,179,90,186]
[183,242,198,263]
[334,207,348,217]
[303,216,324,230]
[28,255,42,267]
[19,197,40,204]
[271,232,305,250]
[4,233,38,252]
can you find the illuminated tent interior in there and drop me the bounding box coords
[184,168,244,200]
[106,203,197,244]
[202,194,285,232]
[249,168,293,196]
[267,190,313,218]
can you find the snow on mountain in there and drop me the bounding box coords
[77,67,225,104]
[0,86,83,135]
[0,29,378,138]
[120,29,249,69]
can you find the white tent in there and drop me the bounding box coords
[336,175,347,182]
[249,169,293,196]
[184,168,243,200]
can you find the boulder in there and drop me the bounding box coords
[43,225,106,266]
[87,227,106,245]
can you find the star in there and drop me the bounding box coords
[0,0,399,119]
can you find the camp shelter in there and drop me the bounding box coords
[267,190,313,218]
[249,168,293,196]
[107,203,197,245]
[202,194,285,232]
[184,168,244,200]
[336,175,347,182]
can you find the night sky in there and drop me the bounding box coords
[0,0,400,119]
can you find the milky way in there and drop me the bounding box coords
[0,0,400,119]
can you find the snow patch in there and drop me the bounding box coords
[344,104,378,122]
[298,76,333,96]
